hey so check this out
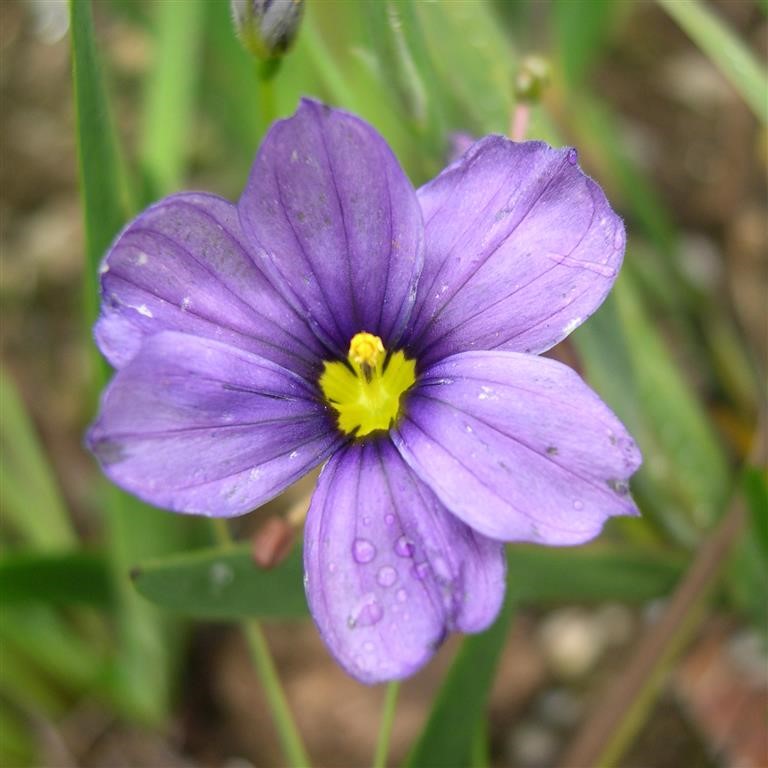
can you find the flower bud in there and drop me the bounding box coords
[230,0,304,60]
[514,55,551,104]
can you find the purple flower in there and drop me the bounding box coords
[88,100,641,683]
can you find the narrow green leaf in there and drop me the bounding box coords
[743,467,768,562]
[656,0,768,123]
[0,606,107,693]
[415,0,515,135]
[140,0,205,196]
[0,706,36,768]
[405,594,515,768]
[507,544,684,603]
[70,0,129,329]
[574,273,731,537]
[132,543,307,619]
[0,370,75,549]
[70,0,188,724]
[0,551,112,608]
[553,0,618,88]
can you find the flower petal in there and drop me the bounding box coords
[87,331,342,517]
[304,439,506,684]
[408,138,625,365]
[393,351,641,545]
[238,99,424,354]
[95,192,323,379]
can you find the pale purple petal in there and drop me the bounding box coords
[95,192,324,380]
[304,439,506,684]
[87,332,342,517]
[408,138,625,365]
[393,351,641,545]
[238,99,424,354]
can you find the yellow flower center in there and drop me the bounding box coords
[319,332,417,437]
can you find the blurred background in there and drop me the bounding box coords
[0,0,766,766]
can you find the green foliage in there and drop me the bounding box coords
[656,0,768,123]
[132,543,307,619]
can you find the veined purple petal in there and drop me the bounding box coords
[238,99,424,355]
[87,332,342,517]
[408,138,625,365]
[393,351,641,545]
[95,192,323,380]
[304,439,506,684]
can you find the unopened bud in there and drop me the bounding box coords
[514,55,550,104]
[230,0,304,60]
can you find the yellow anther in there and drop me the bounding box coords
[348,332,385,370]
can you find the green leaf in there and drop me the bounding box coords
[132,543,307,619]
[0,706,37,768]
[70,0,191,724]
[553,0,619,88]
[507,544,684,603]
[656,0,768,123]
[416,0,515,136]
[404,594,515,768]
[0,551,113,608]
[140,0,205,197]
[0,370,75,549]
[70,0,130,332]
[743,467,768,562]
[573,274,731,539]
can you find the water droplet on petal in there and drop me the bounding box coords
[377,565,397,587]
[352,538,376,564]
[394,535,415,558]
[362,515,371,526]
[613,228,625,250]
[328,562,337,573]
[567,148,578,165]
[363,641,375,653]
[412,562,430,580]
[384,514,395,526]
[573,500,584,511]
[354,599,383,627]
[396,588,408,603]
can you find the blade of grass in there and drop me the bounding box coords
[0,370,74,549]
[404,593,516,768]
[140,0,205,198]
[0,551,112,608]
[70,0,187,723]
[656,0,768,123]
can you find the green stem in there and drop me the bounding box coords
[257,58,280,132]
[212,520,311,767]
[372,681,400,768]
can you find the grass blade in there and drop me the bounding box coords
[132,543,307,619]
[656,0,768,123]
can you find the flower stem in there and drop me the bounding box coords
[211,519,311,767]
[372,681,400,768]
[257,58,280,132]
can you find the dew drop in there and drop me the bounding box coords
[384,514,395,526]
[412,561,430,580]
[363,641,375,653]
[352,598,383,628]
[363,515,371,526]
[394,535,415,558]
[328,562,337,574]
[396,588,408,603]
[573,500,584,511]
[567,148,578,165]
[613,228,625,250]
[377,565,397,588]
[352,538,376,564]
